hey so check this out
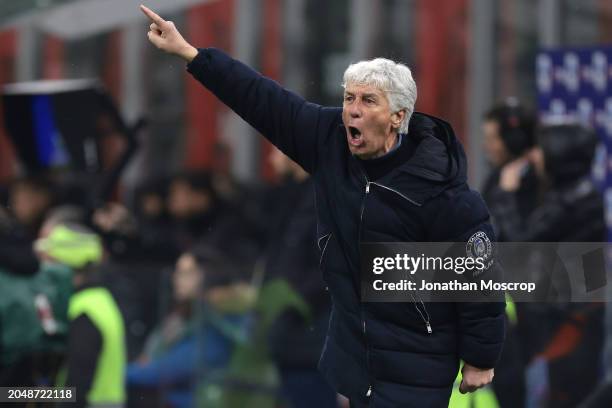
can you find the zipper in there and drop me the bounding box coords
[360,183,371,227]
[356,163,373,397]
[356,166,432,400]
[318,233,332,266]
[317,233,330,251]
[357,165,370,250]
[368,181,422,207]
[407,290,433,334]
[365,181,433,334]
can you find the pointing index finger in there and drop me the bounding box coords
[140,5,166,26]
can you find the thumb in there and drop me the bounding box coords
[147,30,165,49]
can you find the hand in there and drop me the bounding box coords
[525,147,545,180]
[140,4,198,62]
[92,203,135,234]
[459,363,494,394]
[499,158,528,192]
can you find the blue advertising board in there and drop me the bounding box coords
[536,46,612,240]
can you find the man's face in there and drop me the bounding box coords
[167,180,211,219]
[167,180,192,219]
[173,253,204,301]
[482,120,511,167]
[342,83,403,159]
[140,193,164,218]
[9,184,51,227]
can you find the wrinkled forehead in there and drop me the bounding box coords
[344,82,386,95]
[343,82,388,98]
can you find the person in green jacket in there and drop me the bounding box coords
[36,222,126,408]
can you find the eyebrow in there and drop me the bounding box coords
[343,91,379,99]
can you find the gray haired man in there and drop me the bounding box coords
[141,5,505,407]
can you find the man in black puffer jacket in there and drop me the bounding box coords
[141,6,506,407]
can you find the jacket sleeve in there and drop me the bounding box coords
[186,48,340,174]
[428,190,506,369]
[126,337,197,386]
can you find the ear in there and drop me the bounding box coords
[391,109,406,130]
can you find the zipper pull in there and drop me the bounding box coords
[363,320,366,333]
[426,321,432,334]
[365,182,370,193]
[366,386,372,397]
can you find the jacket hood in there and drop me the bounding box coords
[387,112,468,204]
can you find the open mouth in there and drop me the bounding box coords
[347,126,363,147]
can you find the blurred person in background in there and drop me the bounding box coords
[166,171,218,249]
[0,206,86,390]
[34,221,127,408]
[257,147,336,408]
[481,100,540,240]
[480,101,539,408]
[133,177,168,227]
[0,176,55,276]
[93,178,180,263]
[8,176,55,237]
[91,197,177,366]
[491,124,604,408]
[210,141,247,206]
[131,176,182,260]
[141,6,505,407]
[0,217,73,393]
[126,247,251,408]
[166,171,259,277]
[494,124,603,246]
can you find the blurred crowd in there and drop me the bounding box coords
[0,99,611,408]
[478,100,607,408]
[0,145,335,408]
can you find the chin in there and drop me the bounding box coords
[352,150,373,160]
[348,145,362,156]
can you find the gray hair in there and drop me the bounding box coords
[342,58,417,134]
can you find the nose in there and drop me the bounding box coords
[348,104,362,119]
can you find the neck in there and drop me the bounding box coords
[386,133,400,151]
[371,133,400,159]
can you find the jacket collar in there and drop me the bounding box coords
[345,112,468,206]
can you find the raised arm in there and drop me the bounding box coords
[140,5,338,174]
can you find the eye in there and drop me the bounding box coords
[365,98,376,105]
[344,95,354,102]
